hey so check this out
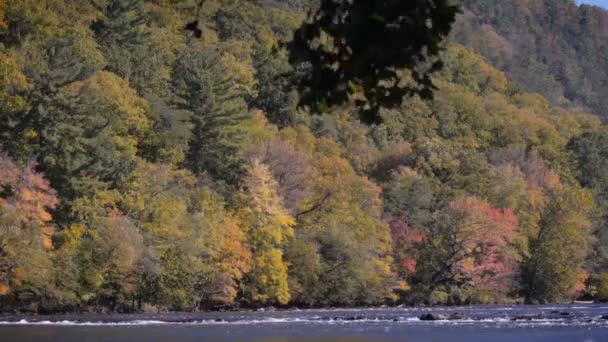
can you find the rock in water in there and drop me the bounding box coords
[511,313,543,321]
[448,312,466,320]
[419,313,448,321]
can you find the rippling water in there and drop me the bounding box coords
[1,304,607,341]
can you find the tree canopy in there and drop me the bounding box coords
[1,0,608,311]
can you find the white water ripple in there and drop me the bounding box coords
[0,316,606,327]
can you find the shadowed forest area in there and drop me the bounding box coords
[1,0,608,313]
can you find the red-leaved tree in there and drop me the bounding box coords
[447,196,519,295]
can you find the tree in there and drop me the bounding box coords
[92,0,148,47]
[0,51,29,109]
[84,216,145,310]
[0,51,31,156]
[565,130,608,287]
[250,136,315,213]
[128,27,182,97]
[596,272,608,302]
[172,46,249,185]
[35,71,150,218]
[486,163,546,258]
[0,0,6,31]
[282,128,396,305]
[0,155,57,303]
[186,187,252,306]
[91,0,149,78]
[0,34,142,219]
[447,197,519,299]
[69,162,252,310]
[408,196,520,304]
[383,167,441,232]
[208,216,252,304]
[237,159,295,305]
[116,163,217,310]
[388,212,426,281]
[0,0,99,47]
[213,1,299,126]
[288,0,459,122]
[525,186,594,303]
[568,130,608,201]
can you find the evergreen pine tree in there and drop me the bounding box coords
[172,47,249,186]
[91,0,149,78]
[91,0,148,47]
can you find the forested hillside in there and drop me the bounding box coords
[453,0,608,119]
[1,0,608,313]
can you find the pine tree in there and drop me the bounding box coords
[91,0,148,47]
[91,0,149,78]
[172,47,249,185]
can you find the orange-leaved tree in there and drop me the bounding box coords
[0,154,58,297]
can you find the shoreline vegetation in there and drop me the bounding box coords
[2,0,608,315]
[0,301,602,317]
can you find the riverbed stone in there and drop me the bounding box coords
[511,313,543,321]
[419,313,448,321]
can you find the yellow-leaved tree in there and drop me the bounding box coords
[0,0,6,31]
[237,159,295,305]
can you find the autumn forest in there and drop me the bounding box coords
[1,0,608,313]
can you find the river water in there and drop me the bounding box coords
[0,304,607,341]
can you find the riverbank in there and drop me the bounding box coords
[1,298,600,316]
[1,303,607,324]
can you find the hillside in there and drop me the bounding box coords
[453,0,608,120]
[1,0,608,313]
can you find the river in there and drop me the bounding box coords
[1,304,607,341]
